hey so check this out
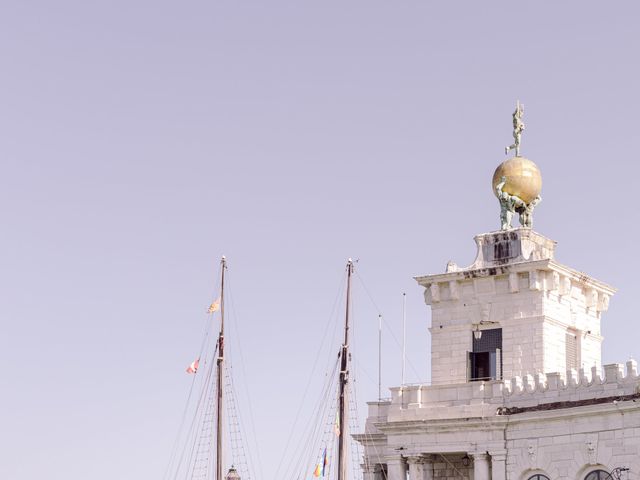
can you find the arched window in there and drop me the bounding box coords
[527,475,550,480]
[585,471,610,480]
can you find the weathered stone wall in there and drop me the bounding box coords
[423,266,611,385]
[417,229,614,387]
[542,319,567,374]
[506,408,640,480]
[358,230,623,479]
[359,362,640,480]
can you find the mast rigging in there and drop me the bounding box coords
[337,259,353,480]
[216,256,227,480]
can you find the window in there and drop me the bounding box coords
[585,470,610,480]
[468,328,502,381]
[527,475,550,480]
[566,330,578,371]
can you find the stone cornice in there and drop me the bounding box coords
[365,396,640,437]
[352,432,385,443]
[415,259,615,296]
[374,416,509,434]
[547,260,616,295]
[499,395,640,424]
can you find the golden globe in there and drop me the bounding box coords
[492,156,542,204]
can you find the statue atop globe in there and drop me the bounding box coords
[493,101,542,230]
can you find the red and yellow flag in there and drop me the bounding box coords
[186,358,199,374]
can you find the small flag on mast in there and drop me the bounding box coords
[313,447,328,477]
[207,298,221,314]
[186,358,199,374]
[334,411,340,436]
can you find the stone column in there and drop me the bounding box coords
[407,456,432,480]
[473,453,490,480]
[386,456,407,480]
[490,452,506,480]
[406,456,421,480]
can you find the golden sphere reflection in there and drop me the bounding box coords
[492,157,542,204]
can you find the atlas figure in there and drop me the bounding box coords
[496,176,541,230]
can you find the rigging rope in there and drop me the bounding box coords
[348,357,364,480]
[163,325,210,480]
[353,271,423,381]
[274,270,347,480]
[164,260,222,480]
[180,343,218,480]
[165,259,265,480]
[165,311,219,479]
[225,273,264,478]
[224,361,255,480]
[284,356,339,480]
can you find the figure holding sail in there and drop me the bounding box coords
[505,100,525,156]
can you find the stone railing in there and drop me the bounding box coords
[502,360,638,396]
[378,360,640,422]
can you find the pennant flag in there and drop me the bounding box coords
[313,448,328,477]
[334,411,340,436]
[321,447,328,477]
[186,358,200,374]
[207,298,221,314]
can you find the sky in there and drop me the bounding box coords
[2,2,640,479]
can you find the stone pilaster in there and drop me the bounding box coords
[489,452,506,480]
[473,453,490,480]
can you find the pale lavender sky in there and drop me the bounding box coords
[2,2,640,479]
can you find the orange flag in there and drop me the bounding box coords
[207,298,221,314]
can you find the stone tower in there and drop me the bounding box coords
[417,228,614,386]
[355,106,640,480]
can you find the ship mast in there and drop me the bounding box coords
[216,256,227,480]
[337,259,353,480]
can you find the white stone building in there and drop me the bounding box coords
[355,228,640,480]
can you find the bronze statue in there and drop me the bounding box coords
[505,101,525,157]
[518,195,542,228]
